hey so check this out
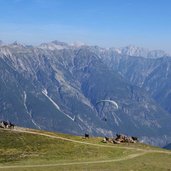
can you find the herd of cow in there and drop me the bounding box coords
[0,121,138,144]
[102,134,138,144]
[84,133,138,144]
[0,121,15,129]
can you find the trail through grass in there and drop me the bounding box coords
[0,128,171,171]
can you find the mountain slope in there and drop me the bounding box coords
[72,48,171,137]
[164,143,171,150]
[102,52,171,115]
[0,42,171,146]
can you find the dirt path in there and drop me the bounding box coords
[11,128,171,154]
[0,128,170,169]
[13,128,144,151]
[0,152,147,169]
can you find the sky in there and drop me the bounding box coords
[0,0,171,52]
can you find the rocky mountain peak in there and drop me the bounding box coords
[10,41,25,48]
[51,40,69,46]
[117,45,168,58]
[39,40,70,50]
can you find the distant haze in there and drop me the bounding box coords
[0,0,171,53]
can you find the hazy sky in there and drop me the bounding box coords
[0,0,171,52]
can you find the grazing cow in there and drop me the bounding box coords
[8,122,15,129]
[0,121,8,128]
[0,121,15,129]
[85,133,89,139]
[132,136,138,141]
[116,134,120,138]
[105,137,109,141]
[0,121,5,128]
[116,134,125,141]
[102,136,110,143]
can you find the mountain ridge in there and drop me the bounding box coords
[1,40,170,58]
[0,41,171,146]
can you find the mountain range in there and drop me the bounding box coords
[0,40,171,147]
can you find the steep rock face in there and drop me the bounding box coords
[0,52,81,134]
[0,45,111,136]
[102,52,171,115]
[71,48,170,137]
[0,42,171,146]
[164,143,171,150]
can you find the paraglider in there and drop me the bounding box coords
[96,99,119,123]
[96,100,118,109]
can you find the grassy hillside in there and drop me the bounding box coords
[0,128,171,171]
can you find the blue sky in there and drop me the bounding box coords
[0,0,171,52]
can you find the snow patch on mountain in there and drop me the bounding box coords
[23,91,41,129]
[111,112,121,126]
[42,89,75,121]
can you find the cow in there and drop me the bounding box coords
[132,136,138,142]
[0,121,15,129]
[8,122,15,129]
[0,121,8,128]
[104,137,109,141]
[0,122,5,128]
[84,133,89,139]
[102,136,110,143]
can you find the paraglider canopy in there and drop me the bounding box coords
[96,100,118,109]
